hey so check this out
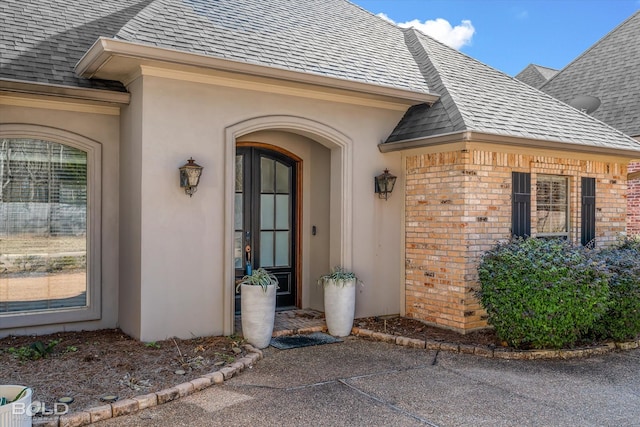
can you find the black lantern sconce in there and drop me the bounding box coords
[179,158,203,197]
[374,168,397,200]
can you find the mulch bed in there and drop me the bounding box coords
[0,329,247,412]
[356,316,501,347]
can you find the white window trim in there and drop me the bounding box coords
[536,174,569,239]
[0,124,101,329]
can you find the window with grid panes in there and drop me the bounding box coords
[536,175,569,237]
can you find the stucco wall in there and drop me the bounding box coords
[404,146,628,332]
[0,102,120,337]
[118,77,143,339]
[120,73,406,341]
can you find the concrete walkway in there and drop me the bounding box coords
[94,336,640,426]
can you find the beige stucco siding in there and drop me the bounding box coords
[118,77,143,339]
[121,74,406,341]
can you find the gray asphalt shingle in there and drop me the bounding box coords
[113,0,429,93]
[515,64,558,89]
[0,0,155,91]
[386,28,640,152]
[1,0,638,154]
[540,11,640,138]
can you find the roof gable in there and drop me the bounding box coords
[515,64,558,89]
[540,11,640,138]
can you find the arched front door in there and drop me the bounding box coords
[235,145,299,312]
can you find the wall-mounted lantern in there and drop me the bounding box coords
[374,168,397,200]
[179,158,203,197]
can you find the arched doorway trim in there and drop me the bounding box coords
[223,115,353,335]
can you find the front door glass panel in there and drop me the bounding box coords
[235,147,297,312]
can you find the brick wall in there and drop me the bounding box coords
[405,148,627,332]
[628,161,640,235]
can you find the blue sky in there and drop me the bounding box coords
[351,1,640,76]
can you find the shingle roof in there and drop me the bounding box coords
[0,0,430,95]
[385,28,640,152]
[540,11,640,138]
[515,64,558,89]
[114,0,430,93]
[0,0,156,91]
[1,0,638,154]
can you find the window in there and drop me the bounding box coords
[536,175,569,238]
[0,135,100,328]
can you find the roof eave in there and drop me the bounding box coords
[75,37,439,106]
[0,78,130,105]
[379,130,640,159]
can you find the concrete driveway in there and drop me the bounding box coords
[94,336,640,426]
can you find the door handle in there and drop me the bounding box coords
[245,244,252,274]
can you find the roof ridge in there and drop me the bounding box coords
[532,64,558,72]
[115,0,164,41]
[402,28,467,131]
[540,9,640,90]
[344,0,409,32]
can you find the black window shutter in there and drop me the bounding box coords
[581,177,596,247]
[512,172,531,237]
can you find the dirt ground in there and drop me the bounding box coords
[356,316,500,346]
[0,329,247,413]
[0,317,498,415]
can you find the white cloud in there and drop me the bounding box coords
[378,12,475,50]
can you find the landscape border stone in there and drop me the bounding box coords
[351,326,640,360]
[32,344,263,427]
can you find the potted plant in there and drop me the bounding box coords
[318,266,360,337]
[237,268,279,349]
[0,385,32,427]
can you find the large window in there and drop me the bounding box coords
[536,175,569,237]
[0,136,98,327]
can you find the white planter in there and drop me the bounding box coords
[240,284,277,349]
[0,385,32,427]
[323,278,356,337]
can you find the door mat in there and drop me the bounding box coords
[270,332,342,350]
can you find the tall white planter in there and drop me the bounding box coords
[240,284,277,349]
[323,278,356,337]
[0,385,32,427]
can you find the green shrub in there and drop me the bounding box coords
[478,238,610,349]
[589,244,640,341]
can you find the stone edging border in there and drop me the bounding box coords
[32,343,265,427]
[31,323,640,426]
[351,327,640,360]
